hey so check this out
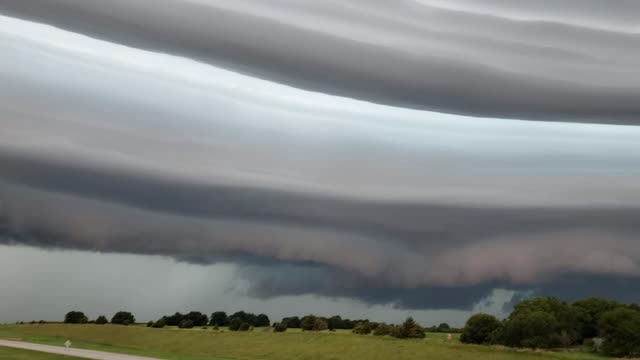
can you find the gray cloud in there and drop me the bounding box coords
[1,0,639,123]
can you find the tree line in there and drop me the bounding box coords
[460,296,640,357]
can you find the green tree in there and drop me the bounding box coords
[391,317,425,339]
[152,318,166,328]
[437,323,451,333]
[239,322,251,331]
[598,307,640,357]
[184,311,208,327]
[111,311,135,326]
[95,315,108,325]
[460,313,502,344]
[255,314,270,327]
[210,311,229,326]
[64,311,88,324]
[373,323,391,336]
[572,297,620,339]
[282,316,301,328]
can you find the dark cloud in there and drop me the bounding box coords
[0,0,639,123]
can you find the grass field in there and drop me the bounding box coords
[0,346,83,360]
[0,324,608,360]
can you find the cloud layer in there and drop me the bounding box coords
[1,13,640,311]
[1,0,640,123]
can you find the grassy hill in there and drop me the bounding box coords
[0,324,605,360]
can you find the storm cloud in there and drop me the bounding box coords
[0,0,640,123]
[1,4,640,316]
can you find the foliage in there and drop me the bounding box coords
[210,311,229,326]
[95,315,108,325]
[390,317,425,339]
[255,313,271,327]
[460,313,502,345]
[437,323,450,332]
[64,311,88,324]
[184,311,208,327]
[273,322,287,332]
[598,307,640,357]
[239,322,251,331]
[178,319,194,329]
[572,297,620,339]
[373,323,391,336]
[111,311,136,326]
[313,318,329,331]
[301,315,317,331]
[229,317,242,331]
[282,316,301,328]
[352,321,372,335]
[152,318,166,328]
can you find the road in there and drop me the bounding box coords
[0,339,161,360]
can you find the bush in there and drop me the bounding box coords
[273,323,287,332]
[64,311,88,324]
[152,319,166,328]
[373,323,391,336]
[460,313,502,344]
[111,311,135,326]
[352,321,372,335]
[95,316,108,325]
[313,318,328,331]
[598,307,640,357]
[301,315,316,331]
[255,314,270,327]
[391,317,425,339]
[239,322,251,331]
[282,316,301,328]
[229,317,242,331]
[210,312,229,327]
[147,321,154,327]
[178,319,194,329]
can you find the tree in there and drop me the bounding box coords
[313,318,328,331]
[229,317,242,331]
[178,319,194,329]
[572,297,620,340]
[164,312,184,327]
[239,322,251,331]
[184,311,208,327]
[255,314,270,327]
[391,317,425,339]
[301,315,317,331]
[460,313,502,344]
[111,311,135,326]
[437,323,451,333]
[64,311,88,324]
[152,318,166,328]
[273,323,287,332]
[598,307,640,357]
[210,311,229,326]
[282,316,301,328]
[95,315,108,325]
[229,311,256,326]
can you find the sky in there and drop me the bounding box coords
[0,1,639,326]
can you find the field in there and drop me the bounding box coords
[0,346,84,360]
[0,324,606,360]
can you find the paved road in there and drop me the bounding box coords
[0,339,161,360]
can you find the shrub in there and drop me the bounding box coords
[313,318,328,331]
[373,323,391,336]
[255,314,270,327]
[229,317,242,331]
[147,321,154,327]
[391,317,425,339]
[178,319,194,329]
[273,323,287,332]
[460,313,502,344]
[95,316,108,325]
[352,321,372,335]
[111,311,135,326]
[239,322,251,331]
[301,315,316,331]
[210,312,229,327]
[152,319,166,328]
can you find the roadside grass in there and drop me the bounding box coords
[0,324,607,360]
[0,346,85,360]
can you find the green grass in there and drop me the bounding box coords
[0,324,607,360]
[0,346,84,359]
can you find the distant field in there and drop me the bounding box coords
[0,324,604,360]
[0,346,83,360]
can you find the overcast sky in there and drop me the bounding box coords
[1,1,639,325]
